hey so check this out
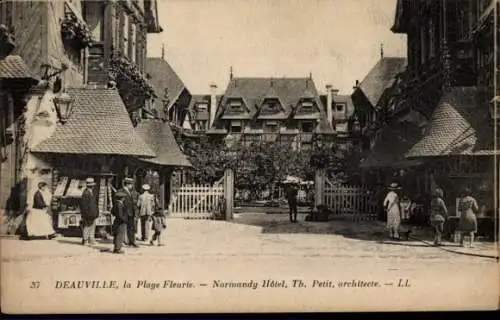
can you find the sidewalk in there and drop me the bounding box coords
[233,212,499,259]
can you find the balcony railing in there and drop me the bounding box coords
[299,132,313,142]
[262,133,278,142]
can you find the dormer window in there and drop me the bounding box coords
[261,98,281,114]
[301,101,314,111]
[196,103,208,111]
[229,100,242,111]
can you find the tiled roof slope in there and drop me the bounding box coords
[216,77,324,120]
[357,57,407,108]
[135,119,192,167]
[0,55,39,83]
[146,57,187,110]
[406,87,498,158]
[32,88,156,157]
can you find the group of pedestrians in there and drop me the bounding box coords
[383,182,480,247]
[22,176,167,254]
[111,178,166,254]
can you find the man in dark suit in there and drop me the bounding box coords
[285,181,299,223]
[81,177,99,246]
[130,184,140,242]
[119,178,139,248]
[111,191,128,254]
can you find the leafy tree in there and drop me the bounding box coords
[179,137,359,197]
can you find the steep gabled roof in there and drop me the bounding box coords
[146,57,187,112]
[0,55,39,84]
[216,77,323,120]
[406,87,499,158]
[32,88,155,157]
[356,57,407,109]
[391,0,407,33]
[135,119,192,167]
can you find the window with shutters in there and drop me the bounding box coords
[0,0,13,28]
[114,8,121,52]
[135,27,142,70]
[230,120,242,133]
[428,19,436,58]
[420,26,427,64]
[129,21,136,62]
[122,12,128,56]
[82,1,105,42]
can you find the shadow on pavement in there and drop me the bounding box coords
[232,212,390,242]
[57,238,111,252]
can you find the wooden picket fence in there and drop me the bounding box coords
[324,180,379,221]
[168,177,225,219]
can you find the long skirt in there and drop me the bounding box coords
[458,211,477,233]
[386,207,401,230]
[26,208,55,237]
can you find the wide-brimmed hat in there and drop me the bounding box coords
[388,182,401,190]
[85,177,96,186]
[142,184,150,191]
[283,175,300,184]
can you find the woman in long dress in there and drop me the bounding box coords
[457,188,478,248]
[25,182,57,239]
[384,182,402,240]
[429,188,448,246]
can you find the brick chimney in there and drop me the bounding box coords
[326,84,333,125]
[209,83,217,128]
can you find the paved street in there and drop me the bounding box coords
[2,213,498,313]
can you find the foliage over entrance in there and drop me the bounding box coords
[178,138,361,191]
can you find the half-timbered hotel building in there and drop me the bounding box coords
[0,0,190,234]
[357,0,498,236]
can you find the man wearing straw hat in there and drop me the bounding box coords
[137,183,156,242]
[81,177,99,246]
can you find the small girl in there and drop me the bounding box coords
[150,209,166,246]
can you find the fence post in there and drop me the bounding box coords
[224,169,234,220]
[159,168,166,213]
[314,169,325,208]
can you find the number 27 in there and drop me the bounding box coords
[30,281,40,289]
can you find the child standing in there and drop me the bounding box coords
[150,209,166,246]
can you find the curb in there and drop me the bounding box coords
[0,234,21,240]
[408,235,499,260]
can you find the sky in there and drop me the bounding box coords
[147,0,407,95]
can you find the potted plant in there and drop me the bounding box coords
[60,11,94,49]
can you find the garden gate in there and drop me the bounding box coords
[316,170,379,221]
[167,169,234,219]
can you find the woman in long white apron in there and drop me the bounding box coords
[383,182,402,240]
[25,181,57,239]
